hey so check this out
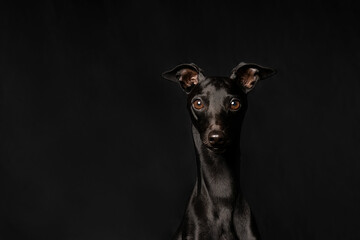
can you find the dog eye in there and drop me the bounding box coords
[230,99,241,110]
[193,99,204,110]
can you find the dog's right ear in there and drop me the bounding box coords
[162,63,205,93]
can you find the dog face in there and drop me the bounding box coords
[187,77,247,152]
[162,62,276,153]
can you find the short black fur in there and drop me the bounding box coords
[162,62,276,240]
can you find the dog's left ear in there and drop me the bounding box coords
[230,62,277,93]
[162,63,205,93]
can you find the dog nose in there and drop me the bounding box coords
[208,131,225,146]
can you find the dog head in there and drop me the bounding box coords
[162,62,276,153]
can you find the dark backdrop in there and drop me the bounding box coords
[1,1,360,240]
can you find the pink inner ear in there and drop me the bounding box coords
[179,69,199,87]
[242,68,259,89]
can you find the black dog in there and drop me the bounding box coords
[162,62,276,240]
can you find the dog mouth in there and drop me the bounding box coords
[210,147,226,153]
[204,144,227,153]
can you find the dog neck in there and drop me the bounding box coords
[191,125,242,203]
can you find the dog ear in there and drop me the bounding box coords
[162,63,205,93]
[230,62,276,93]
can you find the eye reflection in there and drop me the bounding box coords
[193,99,204,110]
[230,99,241,110]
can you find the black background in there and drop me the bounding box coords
[1,1,360,240]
